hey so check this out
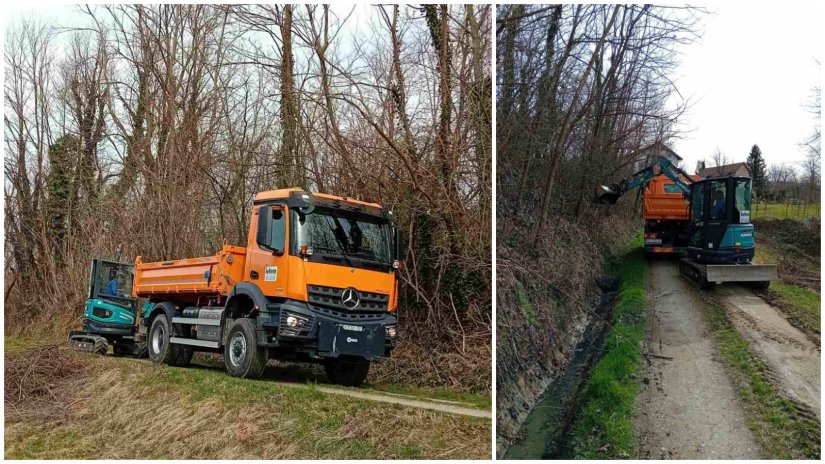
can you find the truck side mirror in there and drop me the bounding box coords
[395,229,408,262]
[257,206,273,249]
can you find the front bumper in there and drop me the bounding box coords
[258,299,398,361]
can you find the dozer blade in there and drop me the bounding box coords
[68,331,109,355]
[595,185,622,205]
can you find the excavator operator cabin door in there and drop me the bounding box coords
[246,205,289,298]
[703,179,729,252]
[688,181,705,250]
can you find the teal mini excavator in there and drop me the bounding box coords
[597,158,776,290]
[68,259,146,356]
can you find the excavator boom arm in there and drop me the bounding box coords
[597,158,694,205]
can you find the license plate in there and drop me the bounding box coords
[645,239,662,245]
[339,324,363,332]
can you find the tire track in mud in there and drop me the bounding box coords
[636,260,762,459]
[718,286,821,420]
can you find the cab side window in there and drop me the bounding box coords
[271,209,286,253]
[691,184,704,221]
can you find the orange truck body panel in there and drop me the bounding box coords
[133,246,247,299]
[642,174,699,220]
[132,189,397,311]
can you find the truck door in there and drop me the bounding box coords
[246,204,289,297]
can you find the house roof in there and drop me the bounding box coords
[697,162,750,178]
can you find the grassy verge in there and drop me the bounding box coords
[189,353,491,409]
[763,282,820,338]
[566,233,648,459]
[697,294,820,459]
[5,351,490,459]
[753,241,820,340]
[752,202,820,220]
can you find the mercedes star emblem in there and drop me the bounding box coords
[341,287,360,309]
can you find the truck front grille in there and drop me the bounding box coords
[307,285,389,312]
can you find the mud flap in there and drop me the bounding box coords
[316,321,385,360]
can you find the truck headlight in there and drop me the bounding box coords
[385,326,397,338]
[286,316,298,327]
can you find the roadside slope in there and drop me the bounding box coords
[5,347,491,460]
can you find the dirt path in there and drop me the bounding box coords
[636,261,762,459]
[719,285,821,419]
[273,381,492,419]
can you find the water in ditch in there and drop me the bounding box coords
[503,277,618,460]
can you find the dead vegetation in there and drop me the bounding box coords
[4,5,492,391]
[4,351,490,459]
[754,218,821,292]
[4,344,87,421]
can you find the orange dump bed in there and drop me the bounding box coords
[133,245,247,298]
[642,174,699,220]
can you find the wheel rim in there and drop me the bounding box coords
[151,324,164,354]
[229,332,247,367]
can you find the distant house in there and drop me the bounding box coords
[633,141,682,172]
[697,162,750,179]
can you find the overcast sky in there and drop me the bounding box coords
[668,3,822,174]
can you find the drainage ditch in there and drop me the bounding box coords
[503,277,619,459]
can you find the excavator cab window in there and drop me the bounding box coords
[708,180,727,220]
[734,179,752,224]
[88,259,136,310]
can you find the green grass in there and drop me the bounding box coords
[699,295,820,459]
[365,383,492,410]
[4,336,34,351]
[765,282,821,336]
[566,233,648,459]
[752,202,820,220]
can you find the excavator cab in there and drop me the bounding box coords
[686,176,755,264]
[69,259,143,355]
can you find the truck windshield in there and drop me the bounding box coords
[293,207,392,267]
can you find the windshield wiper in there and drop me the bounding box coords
[350,251,388,268]
[322,216,356,268]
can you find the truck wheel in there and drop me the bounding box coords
[172,345,194,367]
[224,318,267,379]
[148,314,179,364]
[324,357,370,387]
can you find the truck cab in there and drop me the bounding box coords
[136,189,402,386]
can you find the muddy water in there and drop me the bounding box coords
[503,278,618,460]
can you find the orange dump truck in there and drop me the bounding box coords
[133,188,402,386]
[641,174,700,257]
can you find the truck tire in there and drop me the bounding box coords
[172,345,194,367]
[324,357,370,387]
[224,318,267,379]
[148,314,179,365]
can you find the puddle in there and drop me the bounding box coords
[503,277,618,459]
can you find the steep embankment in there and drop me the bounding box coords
[4,342,491,459]
[496,214,635,455]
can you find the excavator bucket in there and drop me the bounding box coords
[595,185,622,205]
